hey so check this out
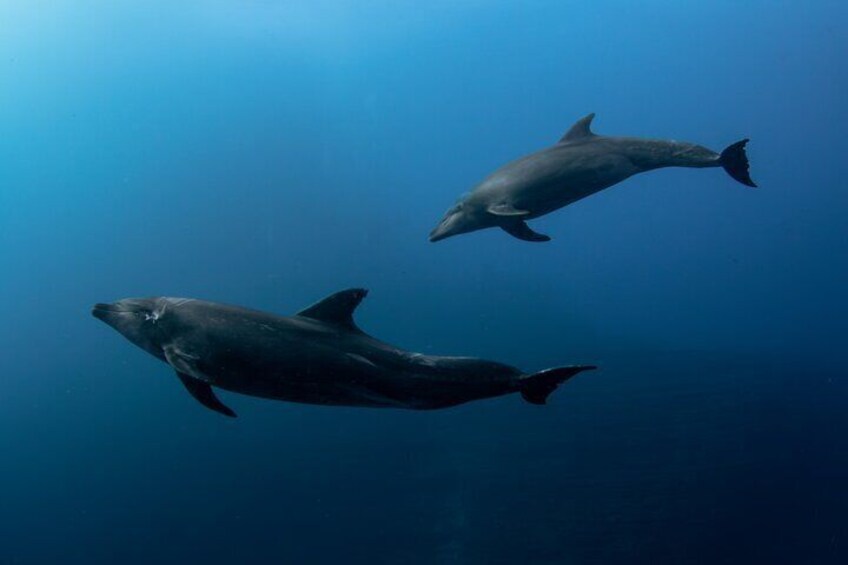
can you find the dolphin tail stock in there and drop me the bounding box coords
[719,139,757,187]
[519,365,596,405]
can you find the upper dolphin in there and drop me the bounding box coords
[92,289,595,417]
[429,113,756,243]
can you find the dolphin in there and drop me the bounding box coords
[429,113,756,243]
[92,289,595,417]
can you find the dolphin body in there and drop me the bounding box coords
[429,113,756,243]
[93,289,595,417]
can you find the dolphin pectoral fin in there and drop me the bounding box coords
[487,203,531,217]
[176,372,237,418]
[501,220,551,242]
[163,347,234,416]
[296,288,368,332]
[163,345,209,382]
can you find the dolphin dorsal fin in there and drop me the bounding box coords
[559,113,596,143]
[296,288,368,331]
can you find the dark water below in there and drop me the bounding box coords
[3,352,845,564]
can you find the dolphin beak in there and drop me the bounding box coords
[92,302,122,321]
[428,230,444,243]
[428,222,451,242]
[93,303,110,318]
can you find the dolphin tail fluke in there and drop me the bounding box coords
[519,365,596,405]
[720,139,757,187]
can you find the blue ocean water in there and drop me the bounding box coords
[1,2,846,563]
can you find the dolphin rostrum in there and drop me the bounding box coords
[429,113,756,243]
[92,289,595,417]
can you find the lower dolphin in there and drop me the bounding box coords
[92,289,595,417]
[429,113,756,243]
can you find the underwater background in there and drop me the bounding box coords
[1,2,846,563]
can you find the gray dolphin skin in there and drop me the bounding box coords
[429,113,756,243]
[92,289,595,417]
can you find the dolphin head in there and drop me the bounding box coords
[92,297,178,359]
[429,198,490,242]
